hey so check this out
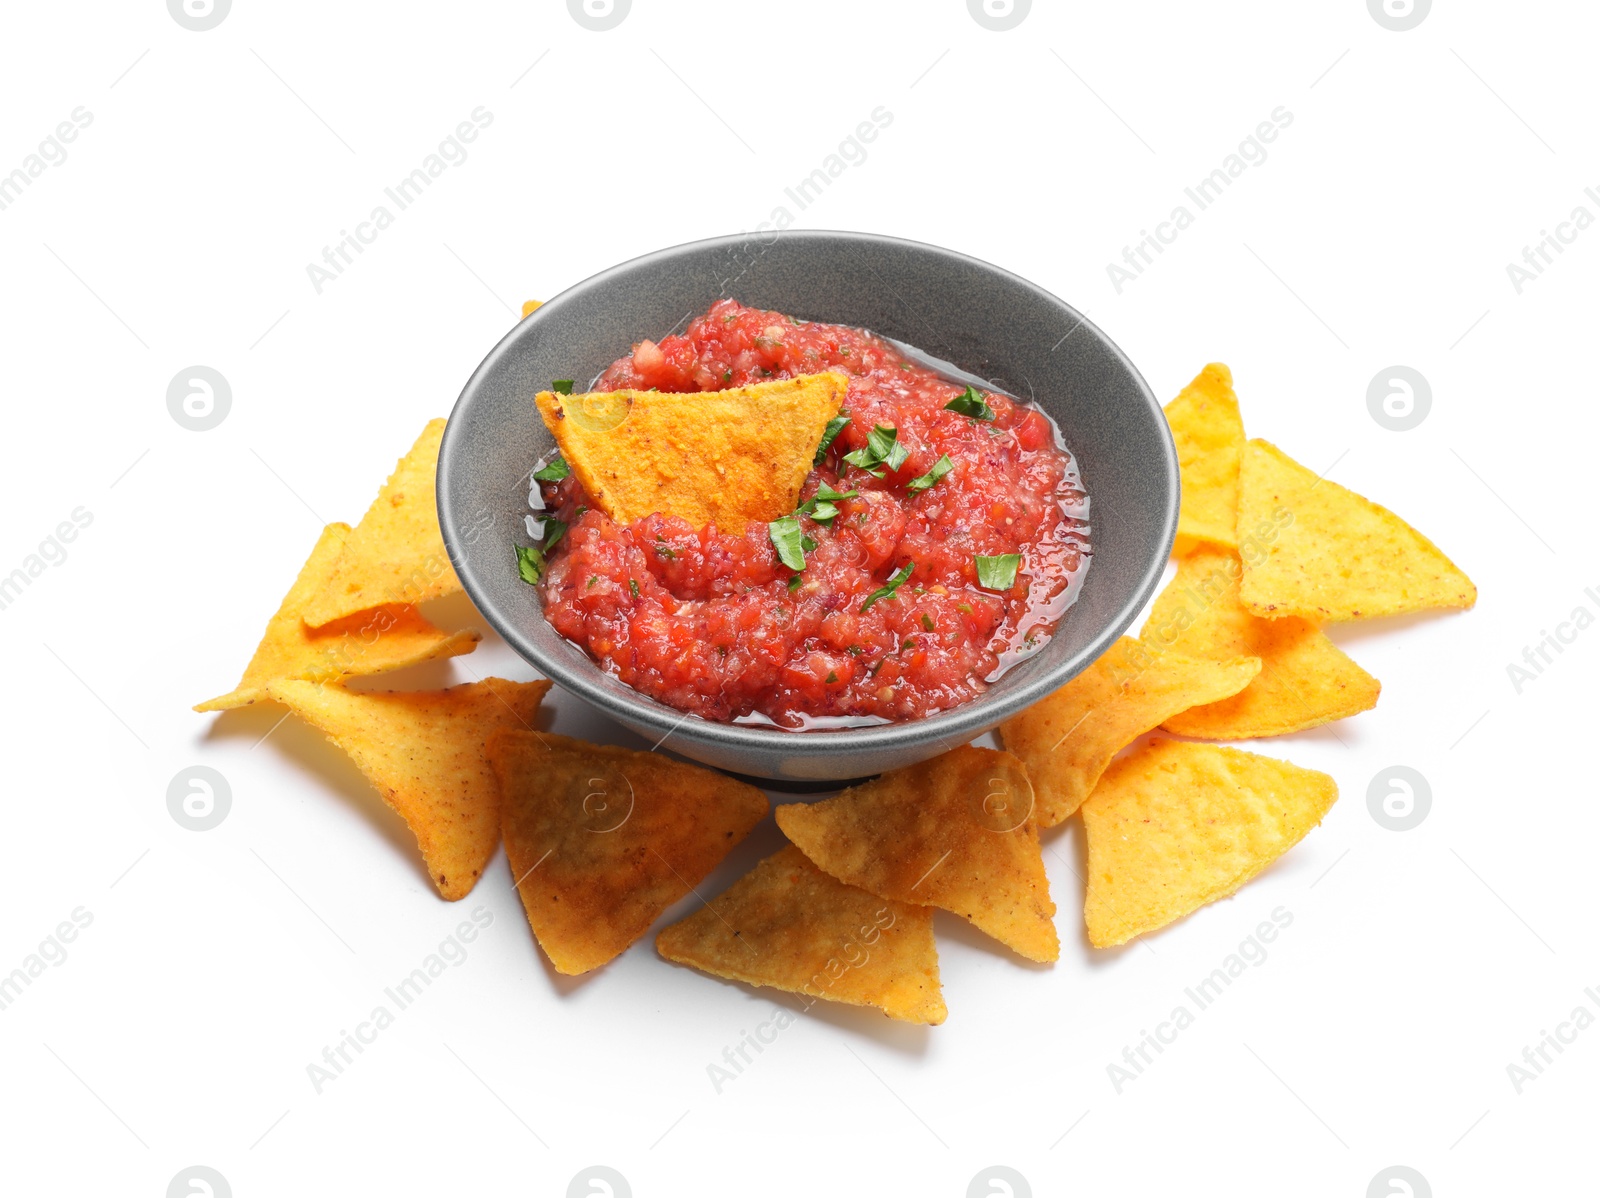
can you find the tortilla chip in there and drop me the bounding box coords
[656,845,946,1025]
[1140,548,1380,738]
[1166,363,1244,555]
[265,677,550,900]
[521,299,542,319]
[1082,738,1338,947]
[486,731,767,975]
[1237,438,1477,621]
[775,746,1058,962]
[999,637,1260,825]
[194,523,479,712]
[535,372,847,532]
[302,419,463,628]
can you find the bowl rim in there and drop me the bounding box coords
[438,229,1178,759]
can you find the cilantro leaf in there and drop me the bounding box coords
[976,553,1022,590]
[907,454,953,493]
[860,561,916,612]
[769,515,808,572]
[798,482,859,524]
[866,424,909,471]
[533,457,570,482]
[814,414,850,465]
[513,518,568,586]
[843,424,908,477]
[551,380,575,394]
[515,545,544,585]
[944,385,995,420]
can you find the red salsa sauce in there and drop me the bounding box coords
[533,299,1089,728]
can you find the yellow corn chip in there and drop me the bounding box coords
[535,372,848,532]
[266,677,550,900]
[999,637,1260,825]
[1165,363,1244,555]
[1237,438,1477,621]
[656,845,946,1025]
[1083,738,1338,947]
[486,731,768,975]
[195,523,479,712]
[775,746,1058,963]
[521,299,542,318]
[302,419,463,628]
[1141,548,1380,738]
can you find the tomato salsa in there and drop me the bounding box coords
[530,299,1090,728]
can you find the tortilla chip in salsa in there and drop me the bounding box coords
[535,371,848,532]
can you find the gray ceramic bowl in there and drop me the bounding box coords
[439,231,1176,781]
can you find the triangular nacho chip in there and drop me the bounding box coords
[1141,548,1380,738]
[1166,363,1244,555]
[656,845,946,1025]
[1082,738,1338,947]
[486,731,768,975]
[302,419,463,628]
[775,746,1058,962]
[1000,637,1260,825]
[195,523,479,712]
[535,372,847,532]
[266,677,550,900]
[1237,438,1477,621]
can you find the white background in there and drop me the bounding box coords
[2,1,1595,1195]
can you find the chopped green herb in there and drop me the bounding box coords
[869,425,909,471]
[587,574,600,590]
[944,385,995,421]
[629,578,641,598]
[723,370,733,382]
[847,645,862,656]
[861,561,916,612]
[788,575,802,593]
[843,424,908,477]
[533,457,570,482]
[814,414,851,465]
[551,380,574,395]
[976,553,1022,590]
[957,602,973,614]
[899,362,913,370]
[514,518,567,585]
[574,505,588,518]
[515,545,544,585]
[901,638,915,651]
[768,515,808,572]
[655,545,676,559]
[906,454,954,494]
[761,367,773,376]
[799,481,860,525]
[920,613,935,632]
[825,671,838,684]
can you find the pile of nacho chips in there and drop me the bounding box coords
[1003,362,1474,948]
[193,360,1473,1026]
